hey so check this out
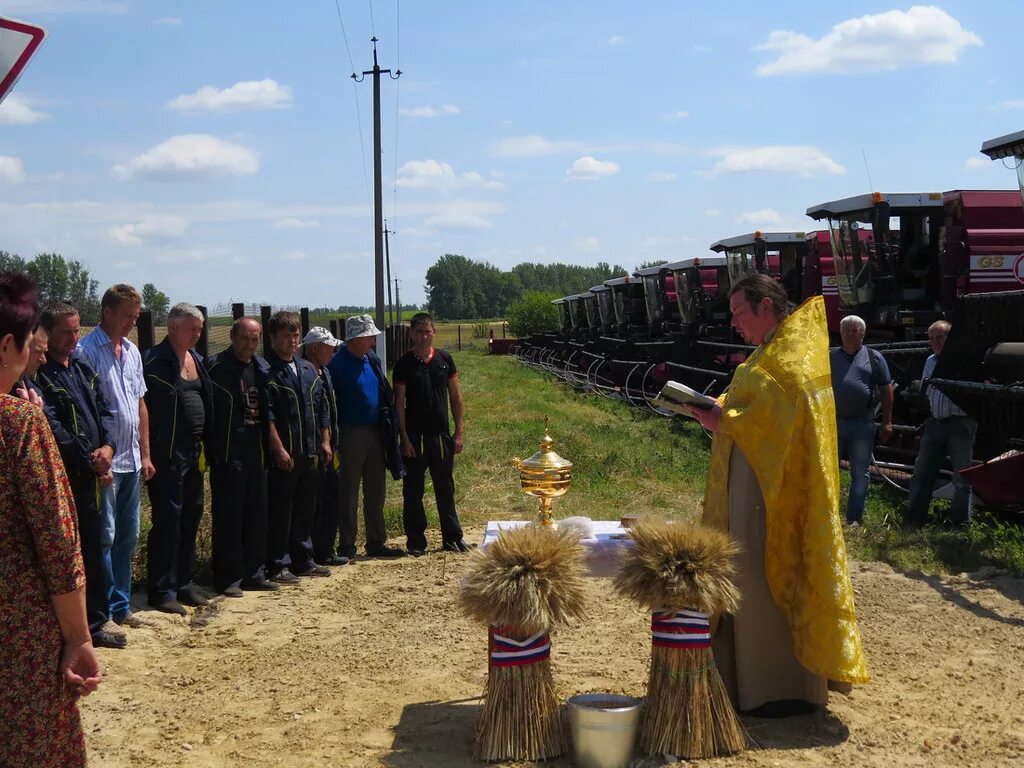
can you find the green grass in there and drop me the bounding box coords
[133,348,1024,588]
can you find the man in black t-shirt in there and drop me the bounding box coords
[393,313,468,555]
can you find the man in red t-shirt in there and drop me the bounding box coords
[392,313,468,555]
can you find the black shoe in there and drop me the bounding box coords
[151,599,188,616]
[366,545,406,558]
[92,629,128,649]
[408,548,426,557]
[316,554,350,566]
[221,585,244,598]
[294,564,332,577]
[442,539,473,553]
[177,586,210,607]
[269,569,301,585]
[743,699,822,718]
[338,548,357,559]
[241,578,281,592]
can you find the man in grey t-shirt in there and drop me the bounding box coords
[829,315,893,525]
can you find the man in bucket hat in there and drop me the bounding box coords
[327,315,405,558]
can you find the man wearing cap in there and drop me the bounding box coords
[302,326,349,567]
[206,317,280,596]
[327,315,406,559]
[264,311,333,583]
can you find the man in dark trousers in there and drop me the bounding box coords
[302,326,350,567]
[143,303,215,615]
[264,311,333,583]
[393,312,469,555]
[327,314,406,559]
[37,302,123,648]
[206,317,280,596]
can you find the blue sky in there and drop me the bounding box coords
[0,1,1020,310]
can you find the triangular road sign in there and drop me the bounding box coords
[0,16,46,106]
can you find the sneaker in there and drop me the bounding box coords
[294,564,332,577]
[177,586,210,607]
[442,540,473,553]
[269,569,301,585]
[407,548,426,557]
[150,598,188,616]
[91,629,128,650]
[101,619,126,637]
[114,612,151,629]
[366,545,406,558]
[241,578,281,592]
[221,585,244,598]
[315,554,350,567]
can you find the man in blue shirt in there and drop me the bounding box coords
[829,315,893,525]
[77,284,154,632]
[327,315,405,558]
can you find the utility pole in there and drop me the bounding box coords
[353,37,400,362]
[394,277,401,326]
[384,219,395,329]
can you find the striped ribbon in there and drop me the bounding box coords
[651,609,711,649]
[489,627,551,667]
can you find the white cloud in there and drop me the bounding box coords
[396,159,504,190]
[705,208,721,217]
[756,6,982,76]
[398,104,461,118]
[422,200,504,228]
[668,111,690,120]
[156,16,180,25]
[0,0,124,13]
[494,135,586,157]
[736,208,784,227]
[705,145,845,177]
[283,250,310,261]
[607,35,625,45]
[275,217,320,229]
[0,94,50,125]
[0,156,26,183]
[567,156,620,180]
[646,171,677,182]
[571,236,600,251]
[996,100,1024,110]
[167,79,292,112]
[964,156,990,170]
[109,215,188,245]
[112,135,260,181]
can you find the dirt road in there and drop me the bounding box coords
[81,530,1024,768]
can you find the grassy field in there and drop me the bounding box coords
[133,348,1024,586]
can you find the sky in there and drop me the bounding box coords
[0,1,1020,311]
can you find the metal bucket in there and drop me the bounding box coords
[567,693,642,768]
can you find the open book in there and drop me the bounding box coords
[652,380,718,416]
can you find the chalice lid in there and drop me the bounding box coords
[520,421,573,472]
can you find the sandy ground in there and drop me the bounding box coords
[81,527,1024,768]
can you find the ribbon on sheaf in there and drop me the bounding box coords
[489,627,551,667]
[651,610,711,649]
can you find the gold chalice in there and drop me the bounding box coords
[512,418,573,527]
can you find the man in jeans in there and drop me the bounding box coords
[327,315,406,559]
[77,284,155,631]
[906,320,977,527]
[829,315,893,526]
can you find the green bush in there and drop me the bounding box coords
[472,321,491,339]
[505,291,560,337]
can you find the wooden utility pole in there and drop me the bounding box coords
[353,37,400,364]
[384,219,395,329]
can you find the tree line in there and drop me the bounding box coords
[424,254,628,320]
[1,250,170,325]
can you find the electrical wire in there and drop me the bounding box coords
[391,0,401,234]
[368,0,376,38]
[333,0,373,210]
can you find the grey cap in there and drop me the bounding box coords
[302,326,342,347]
[345,314,381,341]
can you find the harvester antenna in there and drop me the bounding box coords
[861,146,875,191]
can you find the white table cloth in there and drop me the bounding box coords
[482,520,634,577]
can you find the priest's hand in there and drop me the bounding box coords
[683,401,722,432]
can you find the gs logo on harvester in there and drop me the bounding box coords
[979,255,1005,268]
[1014,253,1024,285]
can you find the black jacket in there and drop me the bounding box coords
[367,351,406,481]
[265,348,329,459]
[36,355,117,477]
[142,339,214,468]
[205,349,272,467]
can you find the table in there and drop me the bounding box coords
[482,520,634,577]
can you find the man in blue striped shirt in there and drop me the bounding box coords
[906,320,977,527]
[77,285,155,632]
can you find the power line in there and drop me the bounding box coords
[368,0,377,37]
[333,0,373,209]
[391,0,401,232]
